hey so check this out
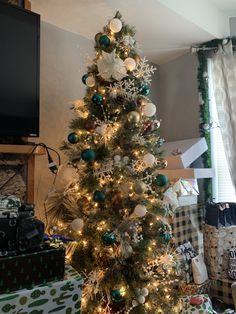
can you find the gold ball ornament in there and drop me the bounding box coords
[127,111,140,123]
[85,75,96,87]
[133,181,147,194]
[156,159,168,169]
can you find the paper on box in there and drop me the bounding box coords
[161,138,208,169]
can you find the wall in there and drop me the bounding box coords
[157,52,200,142]
[35,22,93,220]
[230,17,236,36]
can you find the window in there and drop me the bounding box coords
[208,59,236,202]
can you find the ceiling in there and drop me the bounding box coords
[31,0,236,64]
[209,0,236,16]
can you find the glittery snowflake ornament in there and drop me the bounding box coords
[133,57,157,85]
[97,50,127,81]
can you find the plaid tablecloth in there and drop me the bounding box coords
[171,205,204,253]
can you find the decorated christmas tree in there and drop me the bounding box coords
[47,12,183,314]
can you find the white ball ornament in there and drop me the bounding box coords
[132,300,138,307]
[123,156,130,164]
[96,123,107,135]
[109,18,122,33]
[71,218,84,232]
[143,153,155,167]
[114,155,121,162]
[134,204,147,217]
[141,288,149,297]
[85,75,96,87]
[143,102,156,117]
[138,295,146,304]
[124,57,136,71]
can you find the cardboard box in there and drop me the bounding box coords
[158,168,214,179]
[161,138,208,169]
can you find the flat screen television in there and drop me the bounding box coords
[0,1,40,141]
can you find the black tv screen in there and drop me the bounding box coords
[0,2,40,138]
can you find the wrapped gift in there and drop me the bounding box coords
[0,264,83,314]
[171,205,204,253]
[164,179,199,210]
[176,241,197,283]
[180,294,214,313]
[203,224,236,279]
[0,195,21,209]
[210,278,234,306]
[0,247,65,293]
[179,280,211,296]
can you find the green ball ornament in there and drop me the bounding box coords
[82,74,88,85]
[92,93,103,105]
[155,206,168,217]
[140,85,150,96]
[99,35,110,47]
[81,149,96,163]
[102,231,116,246]
[93,191,105,203]
[155,174,169,187]
[111,289,124,302]
[127,111,140,123]
[133,181,146,194]
[67,132,79,144]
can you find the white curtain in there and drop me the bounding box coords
[211,41,236,192]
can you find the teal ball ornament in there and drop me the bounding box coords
[93,191,105,203]
[82,74,88,85]
[161,232,172,243]
[67,132,79,144]
[99,35,110,47]
[141,85,150,96]
[92,93,103,105]
[102,231,116,246]
[81,149,96,163]
[111,289,124,303]
[155,174,169,187]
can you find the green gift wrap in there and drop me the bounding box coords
[180,294,214,313]
[0,265,83,314]
[0,247,65,293]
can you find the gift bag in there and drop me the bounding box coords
[192,254,208,285]
[205,202,236,228]
[203,224,236,279]
[171,205,204,253]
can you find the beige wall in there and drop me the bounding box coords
[157,52,200,142]
[35,22,93,219]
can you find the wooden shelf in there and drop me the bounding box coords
[0,144,45,155]
[0,144,46,203]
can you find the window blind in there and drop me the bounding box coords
[208,60,236,202]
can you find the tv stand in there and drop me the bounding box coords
[0,136,29,145]
[0,144,45,203]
